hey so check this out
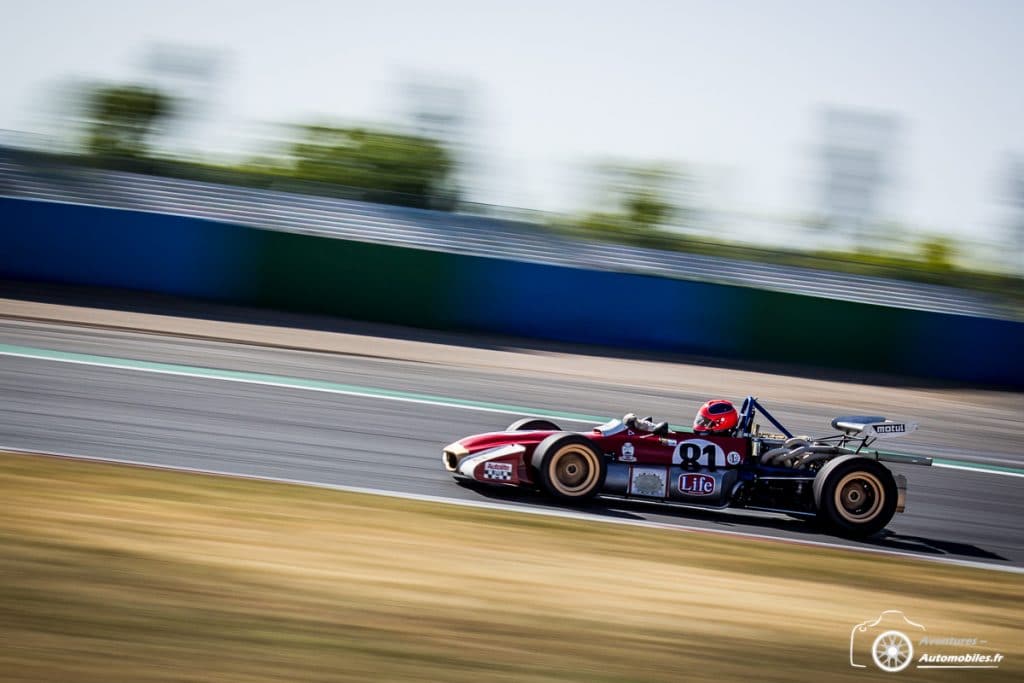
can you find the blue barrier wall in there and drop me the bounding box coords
[2,196,1021,387]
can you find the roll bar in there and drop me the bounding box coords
[737,396,793,439]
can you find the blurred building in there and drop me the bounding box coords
[397,74,479,206]
[143,43,225,158]
[817,108,902,242]
[400,77,471,144]
[1005,156,1024,273]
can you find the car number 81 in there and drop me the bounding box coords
[673,439,725,467]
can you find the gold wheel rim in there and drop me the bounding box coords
[833,471,884,523]
[548,445,600,496]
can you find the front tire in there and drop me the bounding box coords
[507,417,562,431]
[813,456,897,538]
[531,433,606,501]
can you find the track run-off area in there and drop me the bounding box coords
[1,316,1022,572]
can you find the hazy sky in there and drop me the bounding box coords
[2,0,1022,242]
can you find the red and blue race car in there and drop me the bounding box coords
[443,396,931,537]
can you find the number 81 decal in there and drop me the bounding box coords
[672,439,742,467]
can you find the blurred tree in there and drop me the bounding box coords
[574,162,684,244]
[85,85,172,159]
[620,165,675,230]
[288,125,456,208]
[918,235,956,272]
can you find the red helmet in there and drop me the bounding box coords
[693,399,738,433]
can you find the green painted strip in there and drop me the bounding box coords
[2,342,1023,477]
[0,343,608,424]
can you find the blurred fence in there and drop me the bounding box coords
[2,195,1021,387]
[0,150,1012,319]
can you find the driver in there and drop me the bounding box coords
[623,399,739,437]
[693,399,739,435]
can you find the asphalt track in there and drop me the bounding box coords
[1,318,1022,571]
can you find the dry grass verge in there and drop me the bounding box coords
[0,452,1020,682]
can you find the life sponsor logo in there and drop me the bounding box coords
[677,473,715,496]
[849,611,1005,673]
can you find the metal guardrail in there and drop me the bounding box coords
[0,155,1011,319]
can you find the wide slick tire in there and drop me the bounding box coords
[506,417,562,432]
[813,456,898,538]
[531,433,606,501]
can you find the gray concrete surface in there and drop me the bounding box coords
[1,295,1020,466]
[0,318,1021,569]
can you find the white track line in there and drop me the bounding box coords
[932,462,1024,478]
[0,345,601,423]
[3,445,1021,575]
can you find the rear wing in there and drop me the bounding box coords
[738,398,931,466]
[831,416,918,439]
[829,416,930,466]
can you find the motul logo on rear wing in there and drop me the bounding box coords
[876,424,905,433]
[869,422,918,438]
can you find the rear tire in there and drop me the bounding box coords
[531,433,606,502]
[507,418,562,432]
[813,456,897,538]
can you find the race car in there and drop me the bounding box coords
[442,396,931,537]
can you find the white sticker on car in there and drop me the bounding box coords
[672,439,726,467]
[620,442,636,462]
[629,467,667,497]
[483,461,513,481]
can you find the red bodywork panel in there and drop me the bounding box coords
[454,427,751,486]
